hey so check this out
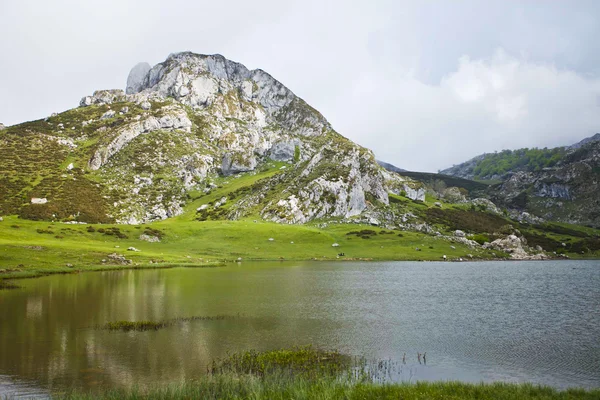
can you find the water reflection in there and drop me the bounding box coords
[0,260,598,395]
[0,375,49,399]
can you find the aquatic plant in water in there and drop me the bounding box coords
[209,346,352,378]
[0,280,21,290]
[100,315,235,331]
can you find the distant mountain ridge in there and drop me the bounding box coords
[439,134,600,227]
[440,133,600,181]
[376,160,406,173]
[568,133,600,150]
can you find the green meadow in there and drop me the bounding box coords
[1,162,598,283]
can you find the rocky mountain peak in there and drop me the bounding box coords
[126,52,299,118]
[42,51,426,224]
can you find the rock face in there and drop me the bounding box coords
[80,90,126,107]
[487,141,600,227]
[470,198,501,214]
[132,53,292,112]
[483,234,548,260]
[260,146,389,223]
[87,108,193,171]
[221,152,257,175]
[535,182,570,199]
[126,62,152,95]
[100,110,116,120]
[269,140,299,162]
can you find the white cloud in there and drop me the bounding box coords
[325,48,600,171]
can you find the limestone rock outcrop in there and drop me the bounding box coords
[483,234,548,260]
[80,90,126,107]
[126,62,152,95]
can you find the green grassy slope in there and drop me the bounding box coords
[0,215,497,280]
[2,162,599,282]
[0,101,165,222]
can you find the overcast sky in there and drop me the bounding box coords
[1,1,599,171]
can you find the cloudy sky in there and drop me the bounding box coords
[1,0,599,171]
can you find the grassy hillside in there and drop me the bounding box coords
[0,101,163,222]
[441,148,566,181]
[2,163,599,283]
[472,148,565,178]
[0,215,499,280]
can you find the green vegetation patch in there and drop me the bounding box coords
[531,223,590,238]
[469,233,491,245]
[100,315,233,331]
[522,230,600,254]
[143,227,165,239]
[100,227,128,239]
[346,229,378,239]
[472,147,566,179]
[0,280,21,290]
[210,346,351,377]
[425,207,509,234]
[103,321,166,331]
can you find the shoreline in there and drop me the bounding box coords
[1,256,597,285]
[50,375,600,400]
[9,345,598,397]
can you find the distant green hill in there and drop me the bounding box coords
[441,147,566,181]
[439,135,600,228]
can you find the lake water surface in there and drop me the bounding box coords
[0,260,598,396]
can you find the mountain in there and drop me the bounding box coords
[568,133,600,150]
[440,135,600,227]
[0,52,422,225]
[440,134,600,181]
[377,160,406,173]
[439,148,567,181]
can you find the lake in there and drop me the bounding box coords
[0,260,598,397]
